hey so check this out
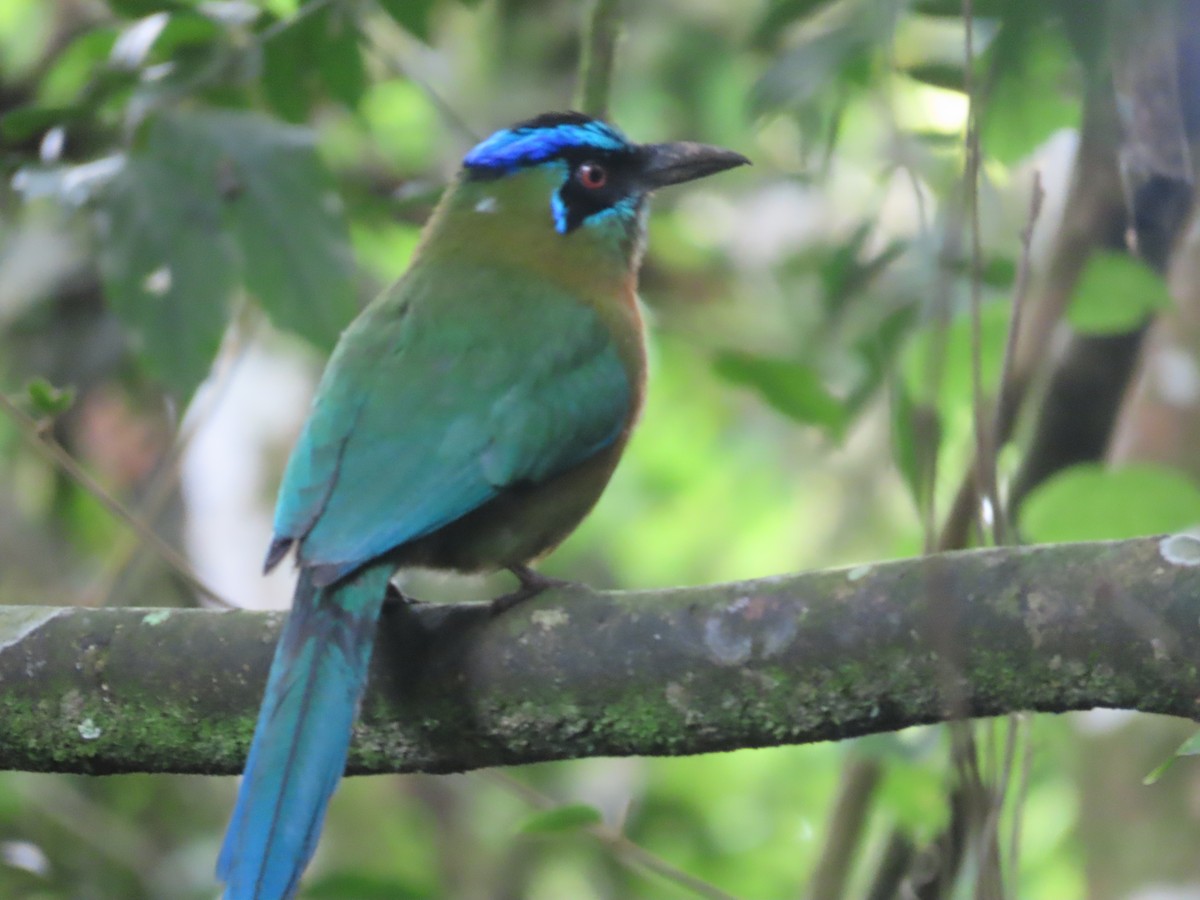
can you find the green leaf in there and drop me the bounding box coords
[750,0,837,48]
[155,10,223,57]
[376,0,438,41]
[1068,251,1169,335]
[980,24,1077,165]
[518,803,603,834]
[98,148,238,399]
[1144,730,1200,785]
[260,8,322,122]
[877,756,950,838]
[818,223,905,314]
[25,378,76,418]
[96,110,356,396]
[195,110,358,347]
[890,381,940,516]
[751,18,871,115]
[37,28,119,106]
[715,352,847,438]
[317,8,367,107]
[902,299,1011,416]
[1021,464,1200,543]
[106,0,181,17]
[0,106,80,141]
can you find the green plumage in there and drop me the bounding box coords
[218,112,746,900]
[277,256,635,584]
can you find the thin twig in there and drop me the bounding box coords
[485,771,741,900]
[575,0,623,118]
[363,28,479,146]
[977,712,1022,889]
[804,757,882,900]
[12,776,158,890]
[0,390,226,607]
[1008,715,1034,878]
[86,309,260,609]
[962,0,1003,549]
[991,174,1046,471]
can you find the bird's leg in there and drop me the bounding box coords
[490,564,572,614]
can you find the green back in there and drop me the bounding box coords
[273,257,632,581]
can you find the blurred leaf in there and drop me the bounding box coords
[1021,464,1200,543]
[819,223,905,314]
[24,378,75,418]
[12,155,127,208]
[854,729,942,762]
[262,4,366,118]
[715,352,847,438]
[902,299,1010,414]
[981,255,1016,288]
[1170,730,1200,757]
[894,13,998,90]
[518,803,603,834]
[37,28,119,106]
[876,753,950,838]
[906,62,965,91]
[317,8,367,108]
[751,16,871,115]
[1068,251,1169,335]
[915,0,1021,12]
[106,0,184,17]
[96,109,355,396]
[980,22,1076,164]
[109,12,171,71]
[890,380,940,516]
[750,0,837,48]
[1144,730,1200,785]
[98,152,237,399]
[154,10,224,56]
[204,110,358,347]
[0,106,80,141]
[377,0,438,41]
[260,7,323,122]
[302,871,434,899]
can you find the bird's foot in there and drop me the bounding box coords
[490,565,572,614]
[382,581,426,614]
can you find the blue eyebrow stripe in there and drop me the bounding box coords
[464,122,630,171]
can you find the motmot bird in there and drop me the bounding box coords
[216,111,747,899]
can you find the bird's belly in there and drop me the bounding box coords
[397,440,625,573]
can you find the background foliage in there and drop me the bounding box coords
[3,0,1200,897]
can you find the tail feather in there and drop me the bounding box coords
[217,563,391,900]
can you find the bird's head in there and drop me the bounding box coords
[451,112,748,261]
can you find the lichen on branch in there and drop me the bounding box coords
[1,536,1198,777]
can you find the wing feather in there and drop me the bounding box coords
[272,261,632,579]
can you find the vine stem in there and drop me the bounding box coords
[575,0,623,118]
[0,390,225,606]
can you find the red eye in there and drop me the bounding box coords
[578,162,607,190]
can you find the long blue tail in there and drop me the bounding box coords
[217,563,392,900]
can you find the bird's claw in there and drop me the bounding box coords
[490,566,573,614]
[382,581,426,614]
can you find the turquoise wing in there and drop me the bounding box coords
[272,260,632,580]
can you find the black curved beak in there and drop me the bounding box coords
[637,141,750,191]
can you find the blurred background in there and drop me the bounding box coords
[4,0,1200,897]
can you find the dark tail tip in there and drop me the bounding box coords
[263,537,293,574]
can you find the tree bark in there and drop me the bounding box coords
[2,535,1199,777]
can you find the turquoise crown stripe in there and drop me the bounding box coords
[464,121,629,172]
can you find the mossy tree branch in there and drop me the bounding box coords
[2,536,1199,777]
